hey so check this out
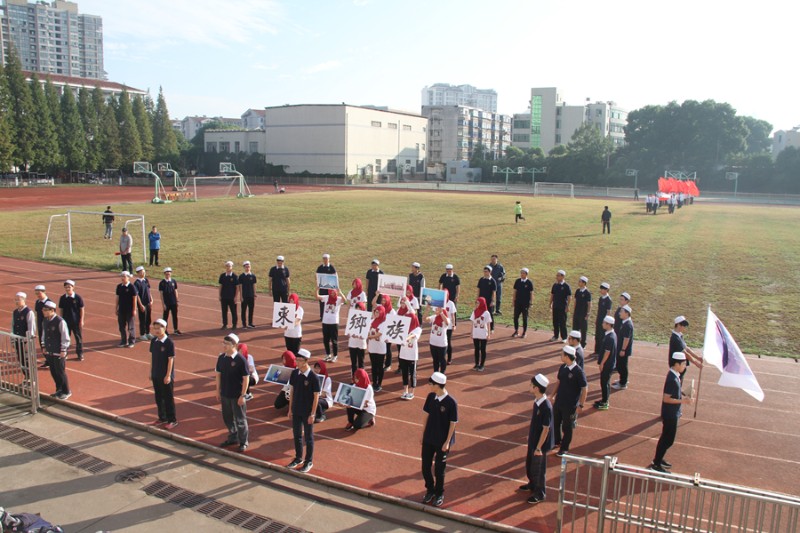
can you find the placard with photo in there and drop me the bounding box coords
[316,273,339,291]
[265,364,292,386]
[334,382,367,410]
[421,287,447,308]
[377,273,407,297]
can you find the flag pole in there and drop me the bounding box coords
[693,359,704,418]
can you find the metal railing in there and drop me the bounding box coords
[0,331,40,414]
[558,455,800,533]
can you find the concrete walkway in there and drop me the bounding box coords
[0,393,497,533]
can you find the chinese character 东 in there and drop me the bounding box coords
[275,306,292,326]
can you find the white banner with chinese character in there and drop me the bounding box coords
[345,308,372,339]
[272,303,296,328]
[379,314,412,345]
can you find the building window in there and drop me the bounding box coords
[249,141,258,153]
[388,122,398,129]
[403,124,411,131]
[375,159,381,171]
[219,141,230,153]
[234,141,240,153]
[206,142,217,152]
[371,121,381,127]
[387,159,397,172]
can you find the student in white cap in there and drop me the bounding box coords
[32,285,50,351]
[269,256,291,303]
[650,352,693,472]
[612,305,634,390]
[58,280,85,360]
[519,373,554,504]
[239,260,257,328]
[12,291,36,379]
[549,270,572,342]
[669,316,703,384]
[315,253,336,320]
[116,271,139,348]
[438,264,460,304]
[134,266,153,341]
[41,300,71,399]
[149,319,177,428]
[489,254,506,315]
[512,268,534,338]
[592,282,612,356]
[572,276,592,348]
[215,333,249,452]
[421,371,458,508]
[365,259,383,312]
[613,292,631,337]
[408,261,425,322]
[219,261,239,329]
[552,346,588,456]
[595,316,617,410]
[567,330,585,369]
[287,348,320,473]
[158,268,181,335]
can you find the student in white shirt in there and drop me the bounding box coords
[348,302,368,376]
[313,360,333,422]
[317,289,345,362]
[426,305,451,374]
[238,342,260,401]
[470,297,492,371]
[367,306,388,392]
[398,297,422,400]
[345,369,376,431]
[347,278,367,308]
[284,293,303,355]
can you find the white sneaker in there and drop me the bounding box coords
[138,335,149,341]
[400,392,409,400]
[323,354,332,362]
[332,356,338,363]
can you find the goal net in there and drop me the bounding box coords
[190,163,254,201]
[43,210,147,267]
[534,182,574,198]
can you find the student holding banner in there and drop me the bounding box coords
[374,293,397,372]
[367,306,388,391]
[315,253,336,320]
[347,302,369,376]
[317,289,345,363]
[283,293,303,355]
[274,350,296,409]
[426,305,450,374]
[399,299,422,400]
[470,297,492,371]
[345,369,376,431]
[444,293,457,364]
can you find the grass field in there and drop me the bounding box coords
[2,189,799,357]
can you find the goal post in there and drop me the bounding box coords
[190,163,254,201]
[43,210,147,264]
[534,182,574,198]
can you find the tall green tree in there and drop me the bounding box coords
[0,63,15,171]
[28,75,60,173]
[99,103,122,170]
[78,88,101,172]
[741,116,773,154]
[152,87,179,163]
[116,88,142,166]
[4,47,36,169]
[132,94,154,161]
[44,79,63,153]
[60,88,87,171]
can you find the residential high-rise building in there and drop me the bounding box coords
[512,88,627,153]
[422,105,510,168]
[421,83,498,113]
[0,0,104,79]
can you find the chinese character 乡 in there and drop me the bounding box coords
[349,313,367,333]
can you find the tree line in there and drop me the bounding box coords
[0,48,180,178]
[472,100,799,194]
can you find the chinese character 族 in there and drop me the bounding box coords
[386,320,406,340]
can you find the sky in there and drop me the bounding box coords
[79,0,798,131]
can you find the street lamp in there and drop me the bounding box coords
[725,172,739,195]
[626,169,639,199]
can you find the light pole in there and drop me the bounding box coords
[626,168,639,199]
[725,172,739,195]
[492,166,518,191]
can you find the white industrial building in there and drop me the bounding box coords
[772,126,800,159]
[263,104,427,179]
[204,129,265,155]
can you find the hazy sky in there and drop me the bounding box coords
[80,0,797,131]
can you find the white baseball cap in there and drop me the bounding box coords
[534,373,550,388]
[430,371,447,385]
[603,316,615,325]
[135,266,145,272]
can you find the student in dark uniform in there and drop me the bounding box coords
[159,268,181,335]
[219,261,239,329]
[286,349,320,473]
[268,255,291,303]
[567,331,585,369]
[408,261,425,322]
[12,292,36,379]
[572,276,592,348]
[489,255,506,315]
[41,301,71,399]
[58,280,84,361]
[669,315,704,384]
[134,266,153,341]
[549,270,572,342]
[149,319,177,429]
[438,264,460,304]
[316,254,336,320]
[593,282,612,356]
[613,305,634,390]
[649,352,693,472]
[551,347,587,456]
[519,373,554,504]
[33,285,51,368]
[476,265,497,332]
[512,268,534,338]
[365,259,383,312]
[215,333,249,452]
[601,206,612,234]
[613,292,631,338]
[595,316,616,410]
[102,206,115,239]
[420,372,458,508]
[239,261,257,328]
[116,271,139,348]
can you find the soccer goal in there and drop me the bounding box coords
[534,182,574,198]
[43,210,147,264]
[190,163,254,201]
[134,161,172,204]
